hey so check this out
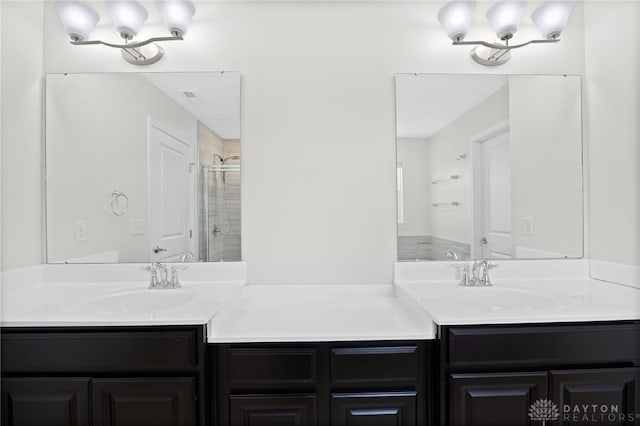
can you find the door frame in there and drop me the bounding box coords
[470,120,509,259]
[147,118,196,261]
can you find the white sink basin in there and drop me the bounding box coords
[72,291,193,315]
[427,286,573,313]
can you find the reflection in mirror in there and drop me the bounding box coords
[46,72,241,263]
[395,74,583,261]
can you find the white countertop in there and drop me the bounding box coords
[208,285,436,342]
[1,261,638,343]
[396,278,640,326]
[0,282,436,342]
[1,281,243,328]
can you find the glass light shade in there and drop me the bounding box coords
[155,0,196,37]
[437,1,477,42]
[52,1,100,41]
[105,0,148,39]
[531,1,575,39]
[486,1,528,40]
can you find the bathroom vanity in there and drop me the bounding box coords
[1,261,639,426]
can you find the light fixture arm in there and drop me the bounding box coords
[70,35,183,50]
[452,37,559,51]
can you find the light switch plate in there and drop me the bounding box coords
[523,217,535,235]
[130,219,145,236]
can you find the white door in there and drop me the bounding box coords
[479,130,513,259]
[149,121,194,261]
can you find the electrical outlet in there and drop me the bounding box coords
[130,219,145,236]
[523,217,535,236]
[75,220,87,242]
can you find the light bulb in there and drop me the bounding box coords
[52,0,100,41]
[486,0,528,40]
[437,1,477,42]
[105,0,148,40]
[531,0,575,40]
[155,0,196,37]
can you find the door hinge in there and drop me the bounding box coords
[190,229,193,238]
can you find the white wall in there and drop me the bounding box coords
[509,75,583,258]
[397,138,430,237]
[2,1,586,283]
[0,2,3,273]
[584,2,640,276]
[1,1,44,270]
[427,87,509,245]
[45,74,197,263]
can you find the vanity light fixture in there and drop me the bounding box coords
[437,0,575,66]
[52,0,196,66]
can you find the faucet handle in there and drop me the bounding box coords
[451,263,471,286]
[169,266,183,289]
[481,261,499,286]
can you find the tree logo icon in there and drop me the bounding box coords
[529,399,560,425]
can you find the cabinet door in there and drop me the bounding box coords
[551,368,640,426]
[228,394,316,426]
[1,377,90,426]
[92,378,196,426]
[450,372,548,426]
[332,392,417,426]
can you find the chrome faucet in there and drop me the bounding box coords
[471,259,499,286]
[141,262,184,289]
[180,251,194,263]
[453,260,498,286]
[445,250,459,260]
[142,262,168,289]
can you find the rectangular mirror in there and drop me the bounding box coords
[46,72,241,263]
[395,74,583,261]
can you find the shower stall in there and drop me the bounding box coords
[200,159,241,262]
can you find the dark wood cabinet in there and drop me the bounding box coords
[551,368,640,426]
[229,394,317,426]
[1,378,90,426]
[213,341,430,426]
[1,326,207,426]
[449,372,548,426]
[92,378,197,426]
[331,391,417,426]
[439,322,640,426]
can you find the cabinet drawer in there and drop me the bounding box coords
[229,394,317,426]
[331,345,420,386]
[331,392,417,426]
[447,323,640,367]
[1,330,200,373]
[226,347,317,389]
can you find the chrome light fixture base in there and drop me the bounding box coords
[121,43,165,66]
[469,46,511,66]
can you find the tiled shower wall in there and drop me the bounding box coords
[398,235,470,261]
[200,168,241,262]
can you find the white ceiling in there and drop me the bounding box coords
[142,72,241,140]
[395,74,508,139]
